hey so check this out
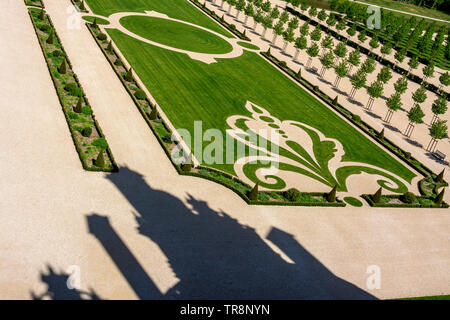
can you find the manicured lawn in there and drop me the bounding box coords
[120,16,233,54]
[88,0,416,191]
[85,0,232,38]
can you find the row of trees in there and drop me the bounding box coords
[209,0,448,150]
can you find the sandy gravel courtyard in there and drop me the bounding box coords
[0,0,449,300]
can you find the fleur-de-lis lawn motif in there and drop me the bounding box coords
[226,101,409,193]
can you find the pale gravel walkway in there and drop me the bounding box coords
[0,0,449,300]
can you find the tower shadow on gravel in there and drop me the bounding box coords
[85,166,377,299]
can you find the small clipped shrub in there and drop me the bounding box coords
[95,150,105,168]
[248,183,259,201]
[97,33,107,41]
[279,61,287,68]
[181,162,192,172]
[81,126,92,137]
[58,59,67,74]
[372,187,382,203]
[283,188,301,202]
[68,111,79,120]
[162,133,172,143]
[326,186,337,203]
[352,114,361,123]
[114,59,123,66]
[400,192,416,204]
[39,24,51,33]
[82,106,92,116]
[229,24,236,31]
[52,50,64,57]
[134,89,146,100]
[404,152,411,160]
[149,106,158,120]
[64,83,83,97]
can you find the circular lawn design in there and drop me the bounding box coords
[344,197,363,207]
[120,16,233,55]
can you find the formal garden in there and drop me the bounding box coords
[27,6,118,172]
[24,0,446,207]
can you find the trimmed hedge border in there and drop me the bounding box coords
[28,8,118,172]
[286,7,449,100]
[70,0,89,13]
[24,0,44,8]
[362,194,448,208]
[190,0,250,41]
[86,22,345,207]
[261,50,447,187]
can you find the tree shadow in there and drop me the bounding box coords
[365,110,382,120]
[425,152,449,166]
[383,123,401,134]
[30,265,101,300]
[332,86,348,97]
[89,166,378,299]
[404,137,423,149]
[347,97,364,107]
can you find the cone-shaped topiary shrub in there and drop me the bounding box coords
[92,18,98,29]
[82,126,92,137]
[326,185,337,202]
[149,106,158,120]
[39,9,45,21]
[372,187,382,203]
[80,0,86,11]
[248,183,259,201]
[95,150,105,168]
[124,68,133,82]
[114,58,123,66]
[74,97,83,113]
[267,47,271,55]
[58,59,67,74]
[437,169,444,183]
[106,41,113,53]
[332,96,338,106]
[297,68,302,79]
[46,30,54,44]
[97,33,107,41]
[378,128,385,140]
[435,188,445,205]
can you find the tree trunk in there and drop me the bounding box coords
[272,34,277,44]
[253,20,257,30]
[283,40,288,51]
[228,5,232,14]
[262,28,267,39]
[244,15,249,25]
[294,49,300,61]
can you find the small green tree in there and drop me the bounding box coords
[423,62,435,80]
[333,41,347,62]
[46,30,54,44]
[310,25,322,42]
[149,105,158,120]
[248,183,259,200]
[437,169,445,183]
[405,105,425,137]
[93,138,108,168]
[394,48,406,64]
[272,21,285,45]
[318,9,327,21]
[124,68,133,82]
[299,21,309,37]
[372,187,382,203]
[294,35,307,61]
[361,56,376,74]
[319,50,334,78]
[376,65,392,84]
[366,81,384,110]
[334,60,349,88]
[58,59,67,74]
[347,23,357,37]
[326,186,337,202]
[385,92,402,123]
[243,3,254,26]
[306,42,319,68]
[408,55,419,73]
[369,34,380,49]
[380,42,392,57]
[320,33,334,56]
[347,48,361,74]
[357,29,367,43]
[431,96,448,124]
[428,119,448,152]
[412,86,427,108]
[349,69,366,99]
[74,97,83,113]
[435,188,445,206]
[438,72,450,90]
[394,76,408,95]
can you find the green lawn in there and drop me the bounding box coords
[84,0,232,38]
[120,16,233,54]
[87,0,416,192]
